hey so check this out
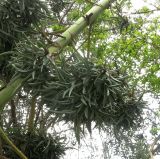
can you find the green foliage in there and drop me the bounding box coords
[132,138,150,159]
[2,129,66,159]
[47,0,67,14]
[10,37,51,94]
[150,127,160,135]
[0,0,49,83]
[42,59,145,142]
[0,0,48,52]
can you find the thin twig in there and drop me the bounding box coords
[59,2,75,24]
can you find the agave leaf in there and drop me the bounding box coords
[87,94,92,107]
[103,91,107,107]
[110,76,122,83]
[81,97,87,106]
[84,107,89,119]
[82,85,86,94]
[86,121,92,134]
[50,110,75,114]
[32,71,35,79]
[74,118,81,144]
[34,141,44,150]
[69,81,76,97]
[75,103,83,108]
[42,139,51,152]
[0,28,16,38]
[116,114,125,126]
[109,84,121,87]
[12,64,32,73]
[89,111,94,120]
[63,89,69,98]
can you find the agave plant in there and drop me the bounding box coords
[2,129,66,159]
[42,59,145,141]
[0,0,50,84]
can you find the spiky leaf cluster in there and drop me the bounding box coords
[0,0,48,52]
[0,0,49,82]
[10,38,51,94]
[3,130,66,159]
[42,60,145,141]
[47,0,66,14]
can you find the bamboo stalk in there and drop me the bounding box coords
[0,127,28,159]
[48,0,116,57]
[0,77,25,111]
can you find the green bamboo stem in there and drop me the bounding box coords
[48,0,116,56]
[0,76,26,112]
[0,127,28,159]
